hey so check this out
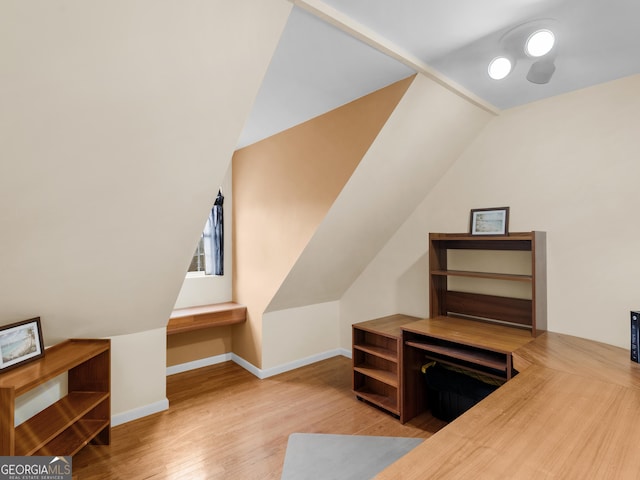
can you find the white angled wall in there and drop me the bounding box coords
[262,74,492,367]
[341,74,640,350]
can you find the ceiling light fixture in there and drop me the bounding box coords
[488,21,558,83]
[527,58,556,84]
[525,29,555,57]
[488,56,512,80]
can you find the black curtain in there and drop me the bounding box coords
[205,189,224,276]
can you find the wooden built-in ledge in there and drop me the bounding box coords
[167,302,246,335]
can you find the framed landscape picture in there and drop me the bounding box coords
[470,207,510,235]
[0,317,45,372]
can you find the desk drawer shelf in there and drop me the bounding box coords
[405,340,508,375]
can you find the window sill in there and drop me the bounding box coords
[185,271,208,279]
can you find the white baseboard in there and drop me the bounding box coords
[165,348,352,380]
[230,353,263,378]
[166,352,233,376]
[233,348,352,379]
[111,398,169,427]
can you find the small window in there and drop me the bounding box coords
[188,235,206,273]
[187,189,224,276]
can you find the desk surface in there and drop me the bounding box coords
[403,316,534,353]
[377,331,640,479]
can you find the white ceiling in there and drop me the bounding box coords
[238,0,640,148]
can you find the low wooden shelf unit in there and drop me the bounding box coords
[0,338,111,457]
[352,314,420,418]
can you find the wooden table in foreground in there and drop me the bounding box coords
[376,331,640,479]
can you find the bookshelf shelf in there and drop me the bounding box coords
[0,339,110,457]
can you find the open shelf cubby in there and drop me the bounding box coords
[0,338,110,457]
[429,231,547,336]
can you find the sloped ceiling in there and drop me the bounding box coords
[318,0,640,109]
[241,0,640,147]
[0,0,291,343]
[237,7,415,148]
[256,0,640,313]
[266,74,493,312]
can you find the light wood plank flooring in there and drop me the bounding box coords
[73,356,445,479]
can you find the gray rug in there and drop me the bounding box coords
[280,433,423,480]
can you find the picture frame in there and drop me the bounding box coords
[469,207,510,236]
[0,317,45,372]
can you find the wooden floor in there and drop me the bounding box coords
[73,356,446,479]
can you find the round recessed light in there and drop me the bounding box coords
[525,29,555,57]
[488,56,512,80]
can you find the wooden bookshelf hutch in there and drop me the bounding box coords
[0,338,111,456]
[353,231,547,422]
[428,231,546,336]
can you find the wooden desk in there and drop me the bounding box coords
[166,302,246,335]
[377,332,640,479]
[401,317,534,423]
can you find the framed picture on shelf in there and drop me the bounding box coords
[0,317,45,372]
[469,207,509,235]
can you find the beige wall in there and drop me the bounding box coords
[1,0,292,422]
[167,328,232,367]
[0,0,290,343]
[232,77,414,368]
[262,73,493,368]
[341,74,640,350]
[110,329,167,425]
[262,301,340,370]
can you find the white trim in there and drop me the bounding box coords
[232,348,352,379]
[288,0,499,115]
[166,353,233,376]
[164,347,352,381]
[185,271,207,279]
[230,353,264,378]
[111,398,169,427]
